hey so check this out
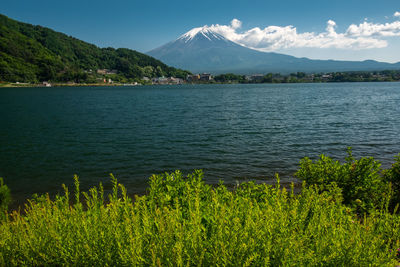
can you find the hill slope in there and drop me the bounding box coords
[148,26,400,74]
[0,14,190,83]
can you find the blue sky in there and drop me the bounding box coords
[1,0,400,62]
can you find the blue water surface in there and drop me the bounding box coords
[0,83,399,203]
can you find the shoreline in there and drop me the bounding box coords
[1,79,400,88]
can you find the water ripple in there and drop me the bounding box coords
[0,83,400,205]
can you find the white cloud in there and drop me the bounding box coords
[230,18,242,29]
[346,21,400,37]
[326,20,337,36]
[394,11,400,17]
[206,20,387,51]
[199,15,400,51]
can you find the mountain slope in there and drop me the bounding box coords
[148,27,400,74]
[0,14,190,82]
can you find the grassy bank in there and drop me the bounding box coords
[0,152,400,265]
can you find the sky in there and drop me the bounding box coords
[1,0,400,62]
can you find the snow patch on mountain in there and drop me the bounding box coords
[178,26,227,42]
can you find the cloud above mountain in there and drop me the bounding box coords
[201,15,400,52]
[346,21,400,37]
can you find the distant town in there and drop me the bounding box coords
[3,69,400,88]
[102,69,400,86]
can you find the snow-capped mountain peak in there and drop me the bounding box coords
[178,26,227,43]
[148,25,400,74]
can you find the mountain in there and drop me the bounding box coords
[0,14,190,83]
[148,27,400,74]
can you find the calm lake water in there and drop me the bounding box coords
[1,83,399,204]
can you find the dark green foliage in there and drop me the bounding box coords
[295,148,390,214]
[212,71,400,84]
[0,14,190,83]
[214,73,246,83]
[0,178,11,218]
[384,154,400,209]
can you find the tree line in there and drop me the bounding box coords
[0,14,190,83]
[212,70,400,84]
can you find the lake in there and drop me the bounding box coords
[0,83,399,205]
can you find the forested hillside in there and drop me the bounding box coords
[0,14,190,83]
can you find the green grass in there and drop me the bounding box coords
[0,168,400,266]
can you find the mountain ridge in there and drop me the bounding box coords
[0,14,190,83]
[147,27,400,74]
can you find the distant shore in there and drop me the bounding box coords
[0,82,143,88]
[1,79,400,88]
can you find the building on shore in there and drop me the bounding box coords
[186,74,200,82]
[152,77,184,85]
[245,74,264,82]
[186,73,213,82]
[321,74,333,81]
[42,81,52,87]
[168,77,184,84]
[97,69,118,75]
[200,73,212,81]
[152,77,169,84]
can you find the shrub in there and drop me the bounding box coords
[0,171,399,265]
[384,154,400,210]
[0,178,11,219]
[295,148,389,214]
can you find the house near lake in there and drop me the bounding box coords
[97,69,118,75]
[152,77,184,85]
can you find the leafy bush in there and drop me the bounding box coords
[0,178,11,219]
[0,171,399,265]
[384,154,400,210]
[295,148,390,214]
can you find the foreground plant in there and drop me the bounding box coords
[0,169,399,266]
[384,154,400,209]
[0,178,11,220]
[295,148,399,214]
